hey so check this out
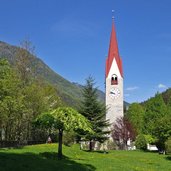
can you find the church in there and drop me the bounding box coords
[105,19,124,127]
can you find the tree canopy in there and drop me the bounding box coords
[0,58,62,142]
[126,103,145,134]
[126,92,171,151]
[35,107,93,159]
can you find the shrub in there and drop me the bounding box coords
[135,134,147,151]
[165,137,171,155]
[144,134,156,144]
[63,131,76,146]
[106,140,117,150]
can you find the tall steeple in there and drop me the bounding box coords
[105,17,124,128]
[106,20,123,79]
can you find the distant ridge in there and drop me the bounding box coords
[0,41,129,108]
[0,41,100,108]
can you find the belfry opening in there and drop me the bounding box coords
[111,74,118,85]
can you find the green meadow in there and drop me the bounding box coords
[0,143,171,171]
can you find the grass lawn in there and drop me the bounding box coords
[0,143,171,171]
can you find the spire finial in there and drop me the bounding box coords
[112,10,115,20]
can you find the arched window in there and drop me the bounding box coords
[111,74,118,85]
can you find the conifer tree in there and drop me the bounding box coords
[79,76,110,151]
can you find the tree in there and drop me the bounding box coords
[143,93,168,135]
[126,103,145,134]
[0,57,62,142]
[112,116,136,150]
[142,93,171,151]
[23,81,62,141]
[166,96,171,116]
[0,59,26,141]
[152,116,171,151]
[0,59,12,129]
[165,137,171,154]
[79,76,110,151]
[35,107,93,159]
[135,134,147,151]
[15,39,37,87]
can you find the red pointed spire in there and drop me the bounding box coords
[106,20,123,78]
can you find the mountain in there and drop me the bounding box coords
[72,82,105,101]
[0,41,129,108]
[0,41,104,108]
[141,88,171,107]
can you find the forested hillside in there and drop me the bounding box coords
[0,41,106,108]
[126,88,171,152]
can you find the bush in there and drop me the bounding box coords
[135,134,147,151]
[63,131,76,146]
[165,137,171,155]
[106,140,117,150]
[144,134,156,144]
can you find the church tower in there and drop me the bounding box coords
[105,19,123,127]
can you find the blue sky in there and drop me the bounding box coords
[0,0,171,103]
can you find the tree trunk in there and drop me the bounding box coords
[0,128,2,141]
[124,141,127,150]
[89,140,93,151]
[58,129,63,159]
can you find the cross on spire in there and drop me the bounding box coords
[112,10,115,20]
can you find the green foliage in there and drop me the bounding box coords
[51,107,93,133]
[126,103,145,134]
[0,58,62,142]
[34,112,56,129]
[162,88,171,105]
[135,134,147,151]
[63,131,76,146]
[24,82,62,118]
[0,59,26,140]
[35,107,93,159]
[143,93,168,135]
[79,76,110,148]
[128,91,171,151]
[105,140,117,150]
[166,96,171,115]
[165,137,171,155]
[144,134,156,144]
[153,116,171,150]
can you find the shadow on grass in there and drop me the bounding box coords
[165,156,171,161]
[0,152,96,171]
[83,150,109,154]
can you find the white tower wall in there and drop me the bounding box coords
[106,58,124,127]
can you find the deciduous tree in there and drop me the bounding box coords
[144,93,167,135]
[153,116,171,151]
[112,116,136,150]
[126,103,145,134]
[35,107,93,159]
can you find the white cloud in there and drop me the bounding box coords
[126,86,139,91]
[158,84,167,89]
